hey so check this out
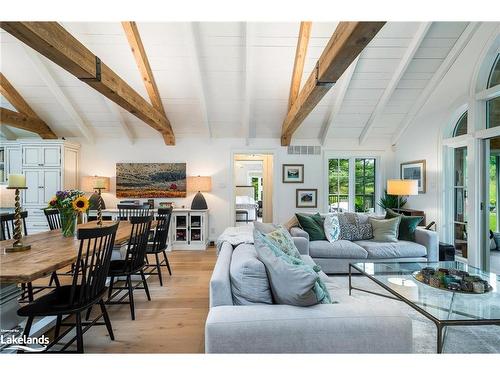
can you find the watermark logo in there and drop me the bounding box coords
[1,329,49,352]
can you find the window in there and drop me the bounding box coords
[453,111,468,136]
[487,54,500,129]
[328,157,377,213]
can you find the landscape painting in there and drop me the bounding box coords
[116,163,187,198]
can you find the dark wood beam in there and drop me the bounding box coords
[0,73,57,139]
[0,22,175,145]
[288,22,312,111]
[281,22,385,146]
[0,108,57,138]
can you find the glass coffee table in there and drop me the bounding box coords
[349,261,500,353]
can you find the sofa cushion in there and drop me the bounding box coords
[369,217,400,242]
[265,227,302,259]
[338,213,373,241]
[254,221,278,234]
[230,244,273,305]
[323,214,340,243]
[295,213,327,241]
[354,240,427,259]
[309,240,368,259]
[385,209,423,241]
[254,229,332,306]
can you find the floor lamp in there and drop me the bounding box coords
[387,179,418,209]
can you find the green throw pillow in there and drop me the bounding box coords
[385,209,423,241]
[295,213,326,241]
[369,217,401,242]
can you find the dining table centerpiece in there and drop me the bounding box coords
[47,190,89,237]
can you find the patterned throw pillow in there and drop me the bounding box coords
[265,226,302,259]
[338,213,373,241]
[323,214,340,243]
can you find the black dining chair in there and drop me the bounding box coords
[17,222,119,353]
[106,215,153,320]
[145,207,173,285]
[43,208,62,230]
[0,211,28,241]
[117,204,151,221]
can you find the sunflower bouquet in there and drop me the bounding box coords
[47,189,89,237]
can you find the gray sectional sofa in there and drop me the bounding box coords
[205,239,413,353]
[290,214,438,274]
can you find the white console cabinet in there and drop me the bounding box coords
[0,140,80,234]
[172,209,209,250]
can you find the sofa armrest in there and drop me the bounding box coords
[415,227,438,262]
[290,226,309,241]
[293,236,309,256]
[205,304,412,353]
[209,242,234,308]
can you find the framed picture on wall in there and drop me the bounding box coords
[400,160,426,194]
[296,189,317,208]
[282,164,304,183]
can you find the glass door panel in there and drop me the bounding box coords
[175,214,188,243]
[454,146,468,259]
[487,136,500,273]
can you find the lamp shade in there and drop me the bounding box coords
[81,176,110,192]
[187,176,212,192]
[387,179,418,196]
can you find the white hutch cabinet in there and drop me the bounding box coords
[171,209,209,250]
[0,140,80,233]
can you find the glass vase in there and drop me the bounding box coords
[60,210,77,237]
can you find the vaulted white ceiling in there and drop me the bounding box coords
[0,21,470,144]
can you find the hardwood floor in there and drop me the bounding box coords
[51,247,217,353]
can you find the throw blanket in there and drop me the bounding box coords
[216,226,254,255]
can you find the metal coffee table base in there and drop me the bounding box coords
[348,263,500,353]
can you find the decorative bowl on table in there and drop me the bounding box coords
[412,267,492,294]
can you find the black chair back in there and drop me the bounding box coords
[151,208,172,252]
[0,211,28,241]
[117,204,151,221]
[44,208,62,230]
[70,222,119,306]
[124,215,153,272]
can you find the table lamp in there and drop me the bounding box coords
[387,179,418,209]
[188,176,212,210]
[6,174,31,252]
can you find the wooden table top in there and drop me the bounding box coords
[0,220,151,284]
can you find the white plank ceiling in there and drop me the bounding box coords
[0,22,469,143]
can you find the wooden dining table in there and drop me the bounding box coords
[0,220,151,284]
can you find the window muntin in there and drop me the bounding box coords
[453,111,468,136]
[487,54,500,89]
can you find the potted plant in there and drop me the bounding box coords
[47,190,89,237]
[378,189,407,211]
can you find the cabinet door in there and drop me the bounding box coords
[63,148,78,189]
[42,147,61,167]
[6,147,22,176]
[43,170,61,203]
[174,214,188,243]
[23,146,42,167]
[189,213,203,243]
[23,170,43,205]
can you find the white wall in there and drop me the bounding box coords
[390,23,500,237]
[79,137,393,240]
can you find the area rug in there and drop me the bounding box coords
[328,275,500,353]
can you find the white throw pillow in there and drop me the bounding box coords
[323,214,340,243]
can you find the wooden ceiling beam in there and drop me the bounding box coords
[281,22,385,146]
[0,108,56,137]
[0,22,175,145]
[122,21,174,145]
[288,22,312,111]
[0,72,57,139]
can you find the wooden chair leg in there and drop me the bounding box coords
[108,276,115,300]
[127,275,135,320]
[140,270,151,301]
[75,312,84,353]
[27,283,34,302]
[155,253,163,286]
[54,314,62,340]
[99,300,115,340]
[163,251,172,275]
[85,306,93,321]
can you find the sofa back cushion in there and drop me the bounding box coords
[230,244,273,305]
[295,213,327,241]
[369,217,401,242]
